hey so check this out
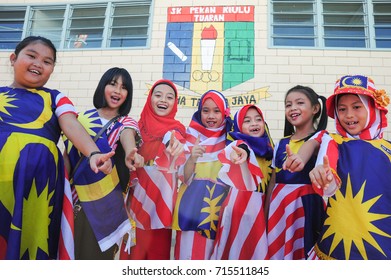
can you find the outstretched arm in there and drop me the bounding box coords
[310,155,341,196]
[166,130,185,157]
[283,139,319,172]
[59,113,114,174]
[229,145,248,165]
[120,128,144,171]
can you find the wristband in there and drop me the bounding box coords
[88,151,102,163]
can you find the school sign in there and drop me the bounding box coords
[162,6,270,108]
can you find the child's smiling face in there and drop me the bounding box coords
[10,41,55,89]
[151,84,176,117]
[241,107,265,137]
[337,94,368,136]
[104,75,128,111]
[201,98,223,128]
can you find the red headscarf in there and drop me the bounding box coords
[138,79,186,161]
[229,104,274,159]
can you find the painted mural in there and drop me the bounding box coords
[161,5,270,108]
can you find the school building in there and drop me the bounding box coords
[1,0,391,141]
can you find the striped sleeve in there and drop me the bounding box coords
[218,140,263,191]
[309,129,327,144]
[107,116,142,148]
[314,133,341,197]
[54,92,77,117]
[315,132,338,169]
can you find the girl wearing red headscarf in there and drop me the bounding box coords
[210,104,274,260]
[120,79,186,260]
[172,90,233,260]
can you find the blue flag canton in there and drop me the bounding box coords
[339,75,368,90]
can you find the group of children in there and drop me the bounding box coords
[0,36,390,260]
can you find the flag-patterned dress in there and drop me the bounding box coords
[210,140,268,259]
[210,104,274,260]
[267,136,326,260]
[63,108,140,256]
[173,90,233,260]
[307,75,391,259]
[128,130,186,231]
[308,134,391,260]
[173,122,230,259]
[0,86,76,259]
[119,79,187,260]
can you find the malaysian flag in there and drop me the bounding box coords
[57,172,74,260]
[63,109,133,252]
[314,134,391,259]
[211,140,268,259]
[128,130,186,230]
[172,121,229,240]
[211,189,268,259]
[267,137,326,259]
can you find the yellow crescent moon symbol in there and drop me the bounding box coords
[8,89,53,129]
[341,76,350,88]
[0,133,58,214]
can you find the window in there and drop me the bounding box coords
[66,5,107,49]
[270,0,391,49]
[323,1,366,48]
[109,2,151,47]
[0,0,152,50]
[271,1,316,47]
[0,8,25,49]
[373,0,391,48]
[28,6,67,48]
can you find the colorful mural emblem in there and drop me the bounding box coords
[162,6,270,108]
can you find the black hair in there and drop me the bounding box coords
[14,36,57,63]
[283,85,328,140]
[93,67,133,116]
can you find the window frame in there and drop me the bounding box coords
[269,0,391,49]
[0,6,28,49]
[0,0,153,51]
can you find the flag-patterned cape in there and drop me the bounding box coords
[267,136,326,260]
[128,130,187,230]
[63,108,139,252]
[312,133,391,260]
[57,172,74,260]
[173,89,232,259]
[0,86,75,259]
[211,140,269,260]
[172,121,230,240]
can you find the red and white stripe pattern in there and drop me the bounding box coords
[174,231,214,260]
[186,123,227,163]
[129,164,178,230]
[211,189,268,259]
[307,246,320,260]
[154,131,187,171]
[57,172,74,260]
[267,183,314,260]
[217,141,263,191]
[107,116,140,148]
[211,141,267,259]
[129,130,185,230]
[54,91,77,117]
